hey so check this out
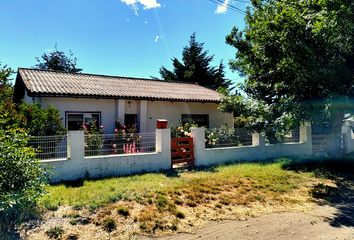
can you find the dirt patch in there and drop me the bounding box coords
[156,205,354,240]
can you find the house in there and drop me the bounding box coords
[13,68,234,134]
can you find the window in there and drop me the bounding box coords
[66,112,101,130]
[181,114,209,128]
[124,114,138,131]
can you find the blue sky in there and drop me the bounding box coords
[0,0,248,84]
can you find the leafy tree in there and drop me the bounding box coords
[221,0,354,156]
[0,64,24,129]
[0,64,47,235]
[35,44,82,73]
[160,33,232,90]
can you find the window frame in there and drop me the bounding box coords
[65,111,101,130]
[181,114,209,128]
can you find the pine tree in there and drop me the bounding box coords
[160,33,232,90]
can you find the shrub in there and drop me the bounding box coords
[0,129,47,233]
[205,125,239,147]
[19,103,66,136]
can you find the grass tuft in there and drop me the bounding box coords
[45,226,64,239]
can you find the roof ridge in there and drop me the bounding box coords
[17,67,201,86]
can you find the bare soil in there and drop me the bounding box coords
[156,205,354,240]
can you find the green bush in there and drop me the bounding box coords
[205,125,239,147]
[0,129,47,234]
[19,102,66,136]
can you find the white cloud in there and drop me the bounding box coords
[120,0,161,15]
[154,35,160,42]
[215,0,229,14]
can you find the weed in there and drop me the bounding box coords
[45,226,64,239]
[156,194,168,211]
[64,234,78,240]
[102,217,117,232]
[62,212,80,218]
[174,198,184,205]
[88,202,100,213]
[186,200,197,207]
[175,211,185,219]
[219,196,232,206]
[215,203,222,208]
[72,205,82,210]
[117,205,130,217]
[69,219,78,225]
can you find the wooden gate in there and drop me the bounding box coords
[171,137,194,167]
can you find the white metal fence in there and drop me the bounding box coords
[28,135,67,160]
[84,132,156,157]
[205,127,253,148]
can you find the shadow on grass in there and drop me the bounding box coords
[283,155,354,227]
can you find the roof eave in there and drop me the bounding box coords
[28,92,221,103]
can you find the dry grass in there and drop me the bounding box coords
[28,160,330,239]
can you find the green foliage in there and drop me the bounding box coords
[84,122,104,156]
[19,102,66,136]
[223,0,354,150]
[205,125,240,147]
[0,63,14,102]
[45,226,64,239]
[117,205,130,217]
[0,129,47,233]
[171,122,198,138]
[0,64,25,130]
[35,44,82,73]
[102,217,117,232]
[160,33,232,90]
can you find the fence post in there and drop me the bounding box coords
[156,120,171,168]
[299,124,312,144]
[191,127,205,167]
[67,131,85,161]
[299,123,312,155]
[342,123,354,154]
[252,132,265,147]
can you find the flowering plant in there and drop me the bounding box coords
[111,120,142,154]
[171,122,198,138]
[205,125,239,147]
[84,121,104,156]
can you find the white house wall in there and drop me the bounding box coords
[26,93,233,134]
[146,101,233,132]
[39,97,117,134]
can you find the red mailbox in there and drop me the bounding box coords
[157,119,168,129]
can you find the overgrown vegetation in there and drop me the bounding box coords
[36,160,328,237]
[0,63,48,236]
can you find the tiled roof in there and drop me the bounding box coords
[18,68,221,102]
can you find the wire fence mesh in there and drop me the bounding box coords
[84,132,156,157]
[265,128,300,145]
[205,127,253,148]
[28,135,67,160]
